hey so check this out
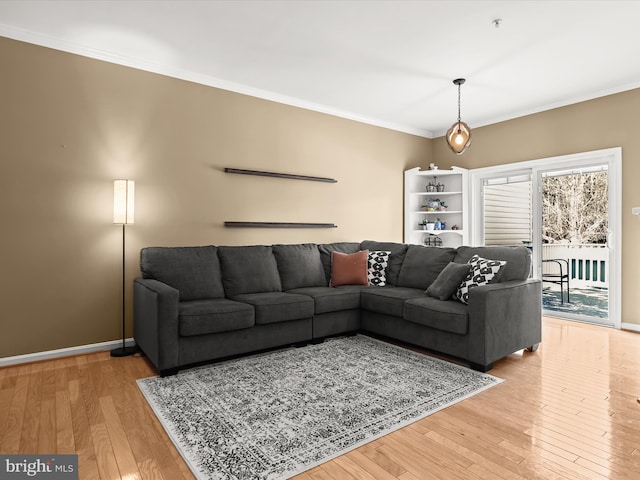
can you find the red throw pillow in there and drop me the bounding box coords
[330,250,369,287]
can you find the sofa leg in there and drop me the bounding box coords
[525,343,540,352]
[469,362,493,373]
[160,368,179,377]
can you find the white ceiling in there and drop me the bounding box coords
[2,0,640,138]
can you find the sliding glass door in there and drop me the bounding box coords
[539,166,610,324]
[482,173,532,247]
[470,148,621,328]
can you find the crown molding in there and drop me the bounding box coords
[433,81,640,138]
[0,23,433,139]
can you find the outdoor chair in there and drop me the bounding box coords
[542,258,570,304]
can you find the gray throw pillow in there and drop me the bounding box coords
[426,262,472,301]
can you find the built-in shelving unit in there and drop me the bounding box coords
[404,166,469,247]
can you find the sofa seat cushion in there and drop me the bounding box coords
[361,286,425,318]
[230,292,314,325]
[179,299,254,336]
[403,297,469,335]
[287,285,368,314]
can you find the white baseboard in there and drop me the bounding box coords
[0,338,136,368]
[621,322,640,333]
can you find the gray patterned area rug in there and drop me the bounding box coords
[137,335,503,480]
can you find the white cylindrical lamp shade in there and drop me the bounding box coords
[113,179,135,224]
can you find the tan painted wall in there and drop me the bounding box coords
[432,89,640,326]
[0,37,431,358]
[4,34,638,359]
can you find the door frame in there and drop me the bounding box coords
[469,147,622,328]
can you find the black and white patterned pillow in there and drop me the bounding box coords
[455,255,506,304]
[367,251,391,286]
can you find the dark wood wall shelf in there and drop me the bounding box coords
[224,168,337,183]
[225,222,337,229]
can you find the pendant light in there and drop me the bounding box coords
[445,78,472,155]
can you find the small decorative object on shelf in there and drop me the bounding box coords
[437,182,445,192]
[422,199,447,212]
[451,225,460,230]
[426,180,437,192]
[424,234,443,246]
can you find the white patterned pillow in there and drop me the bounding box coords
[367,251,391,286]
[455,255,507,304]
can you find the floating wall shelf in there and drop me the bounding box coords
[224,168,337,183]
[225,222,337,229]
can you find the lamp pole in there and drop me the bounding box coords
[111,179,137,357]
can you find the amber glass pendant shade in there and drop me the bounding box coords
[446,120,472,155]
[445,78,472,155]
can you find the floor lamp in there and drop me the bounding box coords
[111,179,138,357]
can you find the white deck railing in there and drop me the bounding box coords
[542,244,608,289]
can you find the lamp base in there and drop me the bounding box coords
[110,345,138,357]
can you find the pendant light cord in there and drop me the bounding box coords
[456,82,462,133]
[457,82,462,123]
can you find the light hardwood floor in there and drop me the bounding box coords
[1,316,639,480]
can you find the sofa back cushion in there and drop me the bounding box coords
[360,240,408,286]
[218,245,282,296]
[318,242,362,284]
[140,246,225,301]
[273,243,327,290]
[454,246,531,282]
[397,245,457,290]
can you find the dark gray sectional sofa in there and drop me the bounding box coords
[134,241,542,376]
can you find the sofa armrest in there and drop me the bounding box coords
[467,279,542,368]
[133,278,180,373]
